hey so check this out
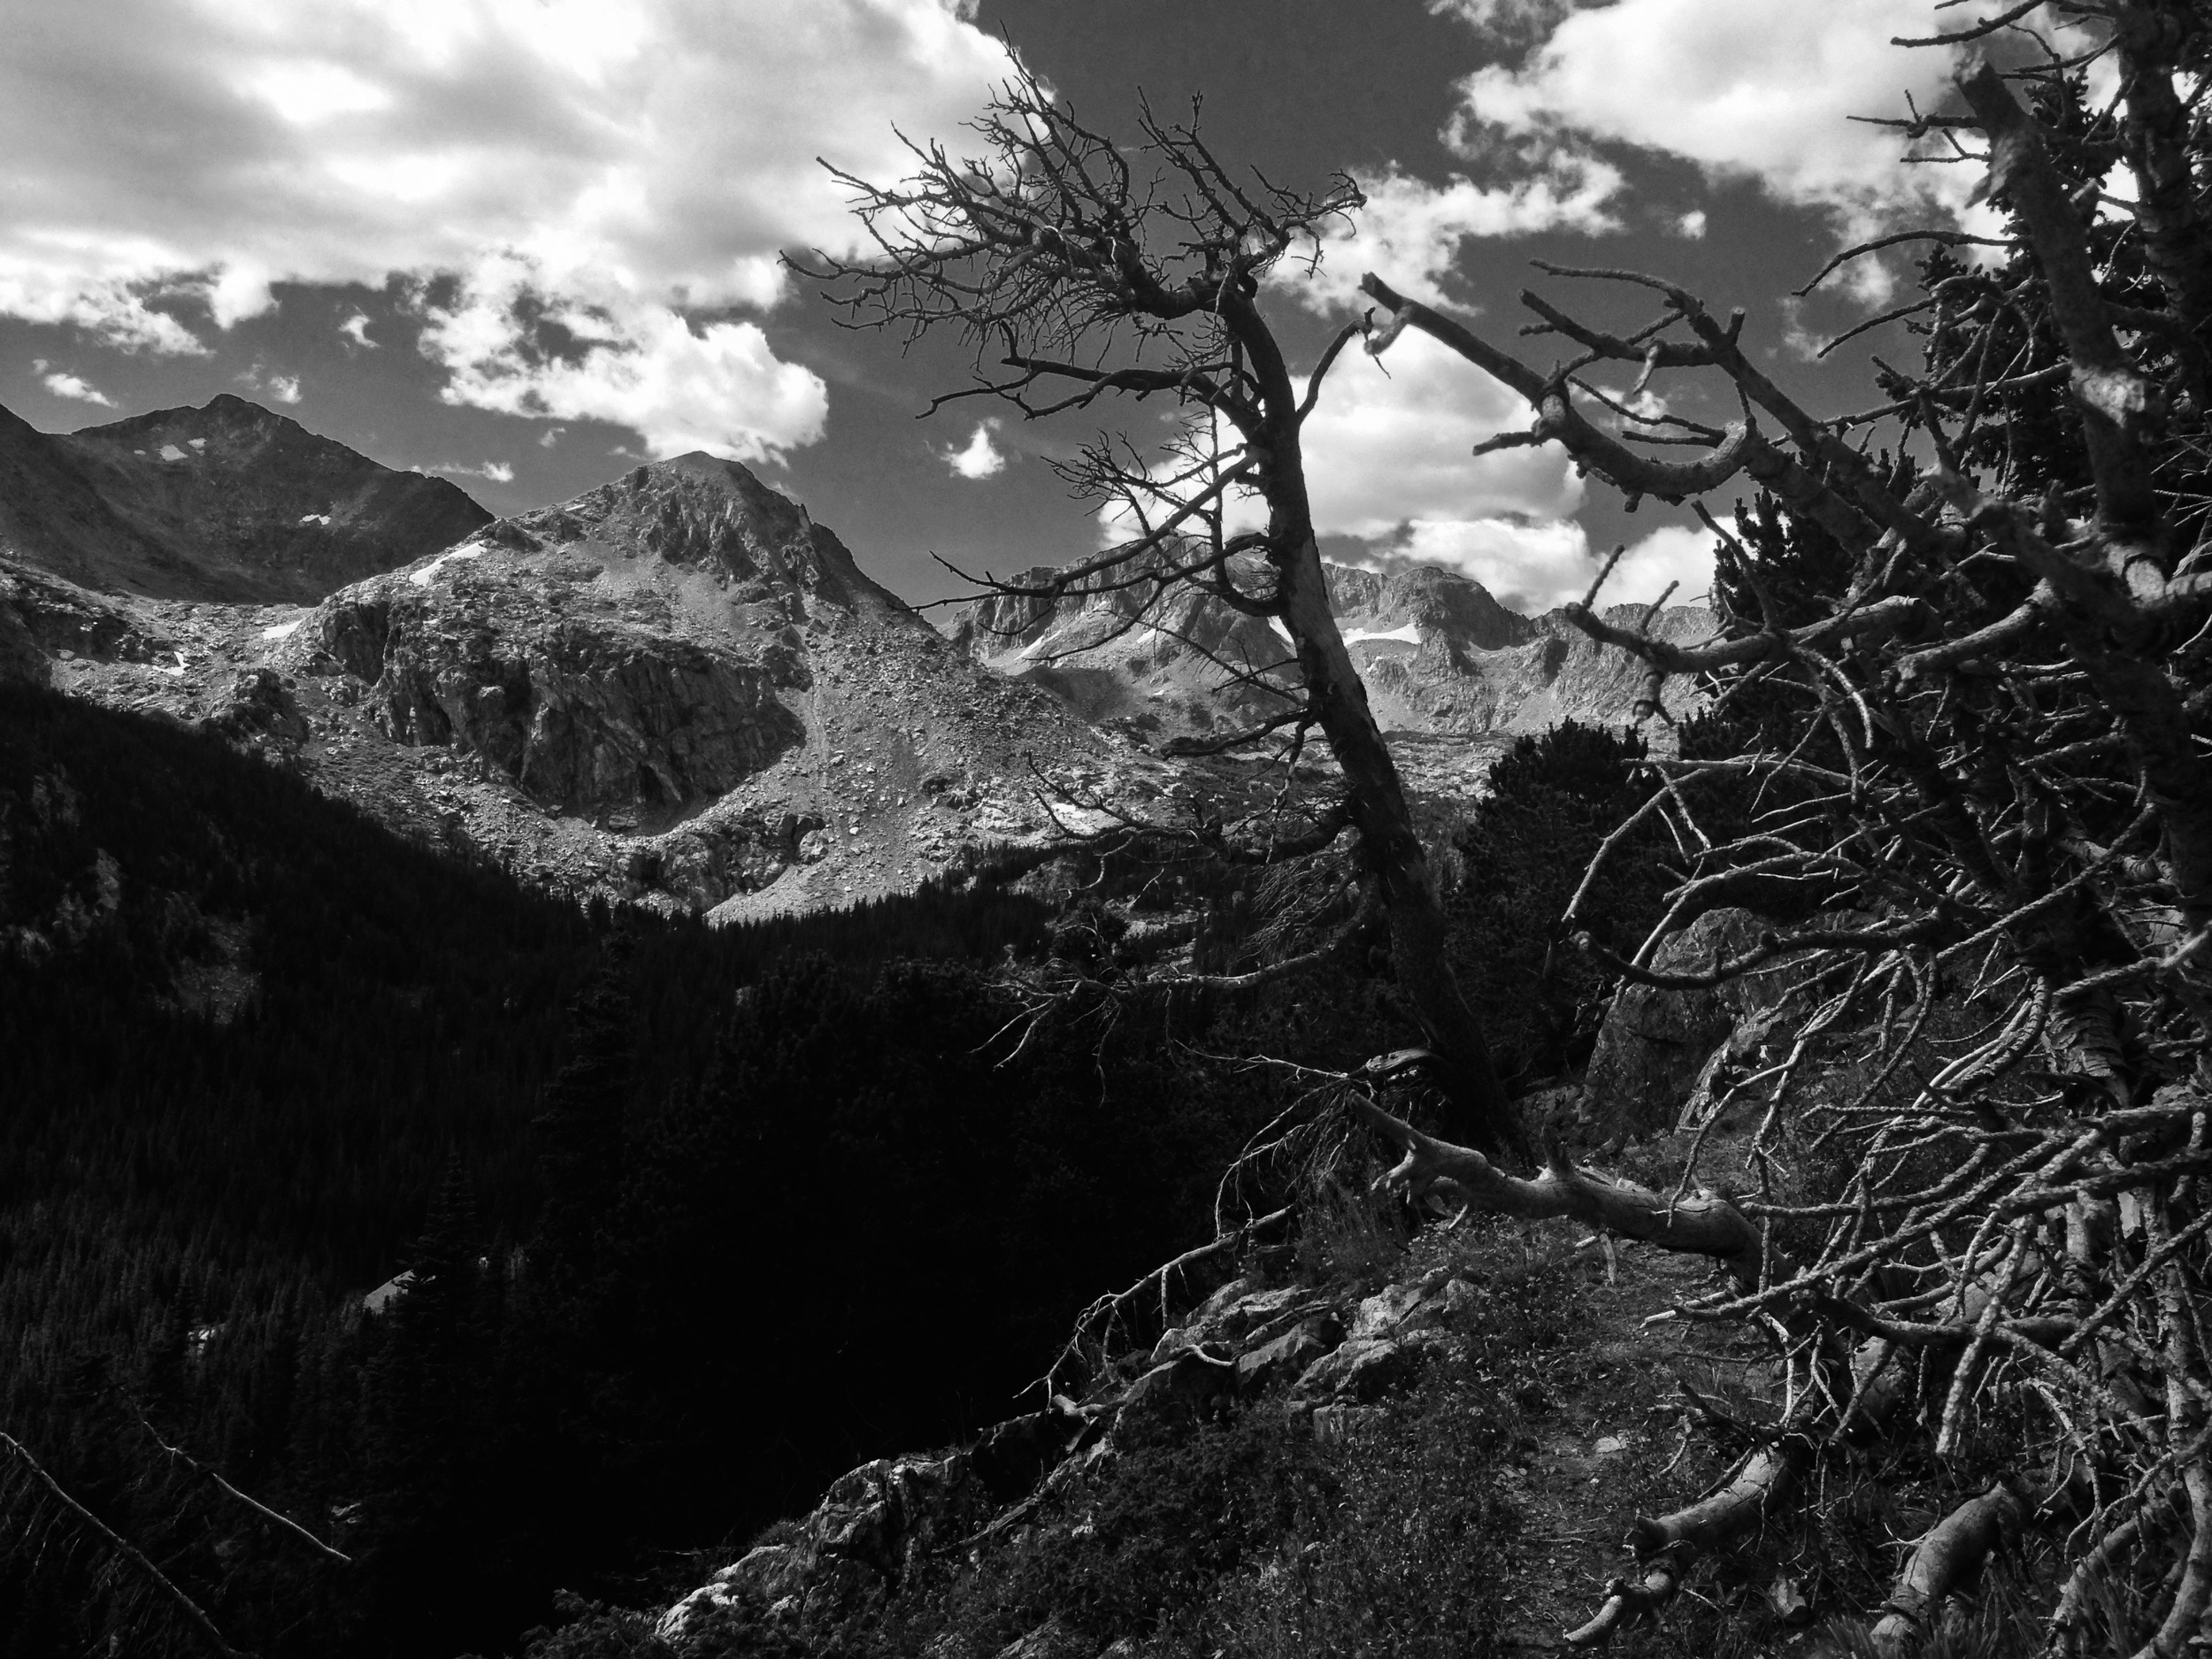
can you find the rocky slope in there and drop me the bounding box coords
[951,557,1715,745]
[634,936,1816,1659]
[9,452,1215,914]
[0,394,489,603]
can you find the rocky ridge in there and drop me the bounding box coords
[950,557,1716,749]
[0,394,490,603]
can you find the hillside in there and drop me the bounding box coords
[0,394,490,603]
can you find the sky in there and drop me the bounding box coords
[0,0,2034,613]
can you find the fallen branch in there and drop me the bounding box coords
[0,1429,245,1659]
[1869,1479,2029,1655]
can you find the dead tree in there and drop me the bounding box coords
[1340,10,2212,1652]
[798,63,1525,1159]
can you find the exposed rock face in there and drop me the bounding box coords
[1,394,490,603]
[950,552,1293,741]
[949,555,1717,744]
[282,456,1124,868]
[1583,907,1786,1138]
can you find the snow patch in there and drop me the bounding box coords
[407,544,484,587]
[188,437,206,450]
[261,618,304,641]
[158,443,188,462]
[298,512,331,526]
[1344,622,1422,649]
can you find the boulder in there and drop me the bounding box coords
[1118,1346,1238,1429]
[1151,1282,1310,1361]
[1583,907,1783,1138]
[1289,1328,1454,1408]
[656,1448,986,1645]
[1234,1315,1342,1393]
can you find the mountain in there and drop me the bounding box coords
[0,394,489,603]
[4,396,1705,920]
[14,450,1201,914]
[951,556,1715,744]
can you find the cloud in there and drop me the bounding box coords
[236,363,303,403]
[1094,330,1591,612]
[35,362,115,405]
[1371,518,1598,612]
[1300,329,1583,538]
[1602,523,1715,608]
[1448,1,2032,234]
[941,419,1006,480]
[339,312,377,349]
[538,426,565,449]
[1425,0,1577,35]
[1674,210,1707,239]
[426,458,515,484]
[0,0,1018,459]
[1360,517,1712,613]
[417,255,826,461]
[1281,157,1621,311]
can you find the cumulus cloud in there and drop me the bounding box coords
[0,0,1017,458]
[538,426,565,449]
[33,360,114,405]
[1299,330,1582,535]
[237,364,303,404]
[1365,517,1711,612]
[941,419,1006,480]
[339,312,377,349]
[418,256,826,460]
[1601,523,1715,609]
[426,458,515,484]
[1281,157,1621,311]
[1096,331,1594,612]
[1447,1,2035,234]
[1374,517,1597,612]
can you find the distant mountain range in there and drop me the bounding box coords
[951,556,1713,746]
[0,396,1712,915]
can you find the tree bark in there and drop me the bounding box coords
[1869,1479,2029,1656]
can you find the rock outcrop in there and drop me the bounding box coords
[1582,907,1787,1138]
[657,1260,1495,1649]
[1,394,490,603]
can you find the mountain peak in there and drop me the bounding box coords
[488,453,901,621]
[0,396,491,603]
